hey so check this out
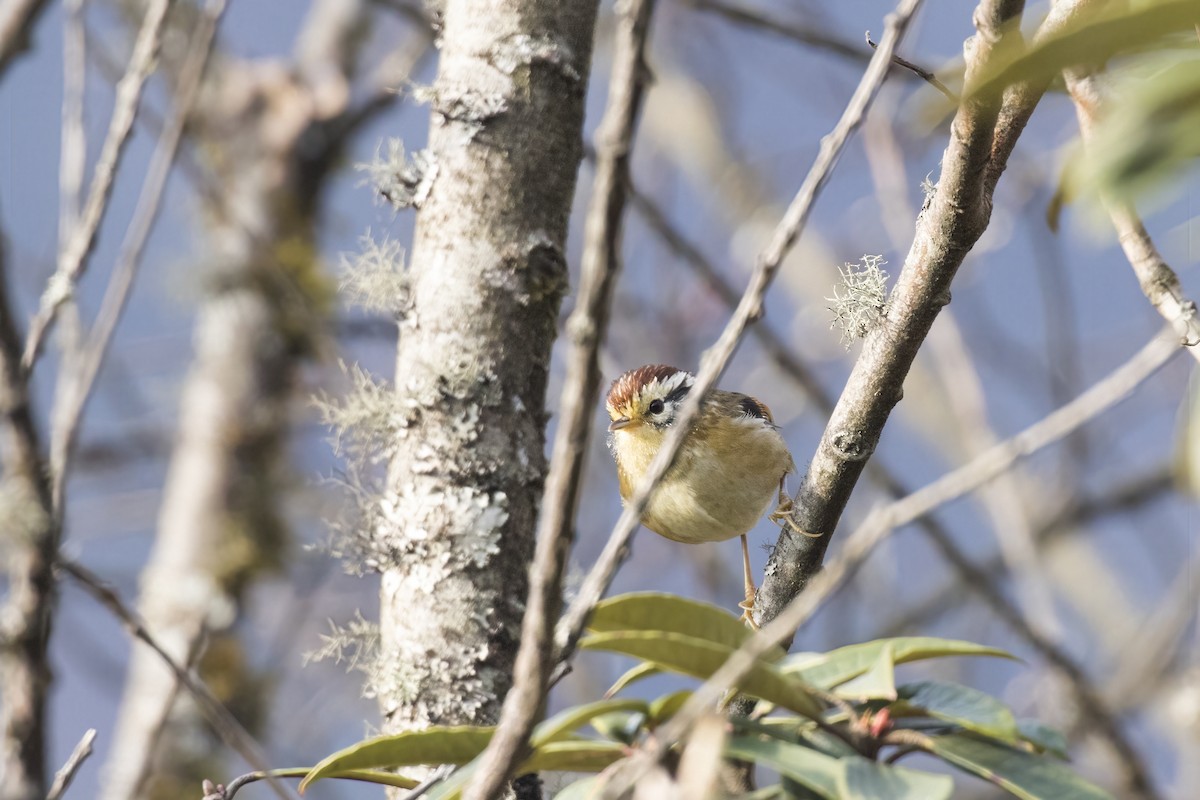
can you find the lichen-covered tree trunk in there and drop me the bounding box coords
[375,0,598,744]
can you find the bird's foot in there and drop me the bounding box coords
[739,590,759,630]
[769,497,823,539]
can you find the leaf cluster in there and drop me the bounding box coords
[284,593,1111,800]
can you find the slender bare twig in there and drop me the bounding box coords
[48,0,227,515]
[555,0,924,672]
[603,332,1175,798]
[753,0,1045,636]
[866,32,955,99]
[0,0,50,76]
[58,0,85,255]
[688,0,868,64]
[57,559,297,800]
[1063,66,1200,362]
[21,0,172,371]
[46,728,96,800]
[461,3,657,799]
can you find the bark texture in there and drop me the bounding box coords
[375,0,597,744]
[0,249,55,800]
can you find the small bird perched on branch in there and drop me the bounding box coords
[605,364,810,625]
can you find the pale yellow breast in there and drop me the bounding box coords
[612,416,793,544]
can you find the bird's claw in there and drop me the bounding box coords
[769,497,823,539]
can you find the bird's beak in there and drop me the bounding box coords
[608,417,632,432]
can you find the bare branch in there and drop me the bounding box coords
[1063,66,1200,362]
[754,0,1040,634]
[0,0,50,76]
[49,0,227,516]
[46,728,96,800]
[22,0,172,371]
[688,0,868,64]
[462,1,657,798]
[58,559,296,800]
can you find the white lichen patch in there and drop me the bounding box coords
[356,139,438,211]
[491,33,581,82]
[378,482,508,581]
[827,255,891,347]
[339,232,410,316]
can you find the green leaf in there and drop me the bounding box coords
[725,736,843,800]
[531,698,648,747]
[605,661,662,697]
[838,759,954,800]
[965,0,1200,103]
[588,710,645,744]
[929,733,1115,800]
[895,681,1019,742]
[589,592,782,658]
[1065,56,1200,204]
[782,637,1017,690]
[552,775,599,800]
[834,642,897,701]
[518,740,625,773]
[648,690,693,725]
[581,630,822,717]
[1017,719,1070,760]
[300,726,494,791]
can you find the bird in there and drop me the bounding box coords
[605,364,812,625]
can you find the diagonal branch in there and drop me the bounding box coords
[461,1,658,798]
[555,0,924,671]
[1062,65,1200,363]
[21,0,172,371]
[754,0,1041,633]
[0,0,50,76]
[58,559,296,800]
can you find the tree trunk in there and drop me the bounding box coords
[375,0,598,749]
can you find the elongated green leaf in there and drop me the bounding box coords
[648,690,692,725]
[1018,719,1069,760]
[725,736,843,800]
[588,710,644,744]
[605,661,662,697]
[518,740,625,773]
[531,698,648,747]
[896,681,1018,742]
[589,592,783,658]
[581,631,822,717]
[300,727,494,791]
[838,759,953,800]
[929,733,1114,800]
[965,0,1200,103]
[834,642,897,701]
[1065,56,1200,204]
[783,637,1016,689]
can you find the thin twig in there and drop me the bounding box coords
[0,0,51,75]
[555,0,924,675]
[688,0,868,64]
[866,31,956,99]
[611,331,1176,796]
[46,728,96,800]
[461,2,658,799]
[58,559,297,800]
[1063,65,1200,362]
[22,0,173,371]
[48,0,227,515]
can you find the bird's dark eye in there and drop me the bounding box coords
[648,399,665,415]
